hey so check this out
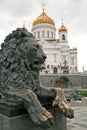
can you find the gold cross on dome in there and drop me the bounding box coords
[61,18,64,25]
[42,3,45,12]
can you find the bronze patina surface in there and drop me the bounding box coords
[0,28,74,129]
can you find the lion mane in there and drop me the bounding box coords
[0,28,46,92]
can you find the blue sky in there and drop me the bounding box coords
[0,0,87,71]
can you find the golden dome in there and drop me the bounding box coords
[59,23,67,32]
[32,10,55,26]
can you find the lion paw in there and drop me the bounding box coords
[64,108,74,119]
[57,101,74,119]
[28,107,54,129]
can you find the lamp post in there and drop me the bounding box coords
[82,66,84,75]
[82,66,85,89]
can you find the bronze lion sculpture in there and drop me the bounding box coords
[0,28,74,129]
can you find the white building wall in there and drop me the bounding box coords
[32,23,78,73]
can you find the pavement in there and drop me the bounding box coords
[67,106,87,130]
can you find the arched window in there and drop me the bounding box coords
[47,31,49,38]
[53,67,58,74]
[42,31,44,38]
[51,65,53,69]
[38,31,40,38]
[62,34,65,40]
[51,32,53,38]
[47,65,50,69]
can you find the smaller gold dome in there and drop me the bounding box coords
[59,23,67,32]
[32,10,55,26]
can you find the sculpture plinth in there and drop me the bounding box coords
[0,107,67,130]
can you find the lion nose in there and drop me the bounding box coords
[42,54,47,59]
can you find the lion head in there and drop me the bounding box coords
[0,28,46,91]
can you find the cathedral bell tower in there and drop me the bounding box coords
[58,20,68,43]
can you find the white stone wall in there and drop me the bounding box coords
[32,23,77,73]
[39,41,77,73]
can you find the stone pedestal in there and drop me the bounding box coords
[0,108,67,130]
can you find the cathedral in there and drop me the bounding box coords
[31,8,77,74]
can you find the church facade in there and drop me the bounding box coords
[31,8,77,74]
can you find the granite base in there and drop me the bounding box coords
[0,108,67,130]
